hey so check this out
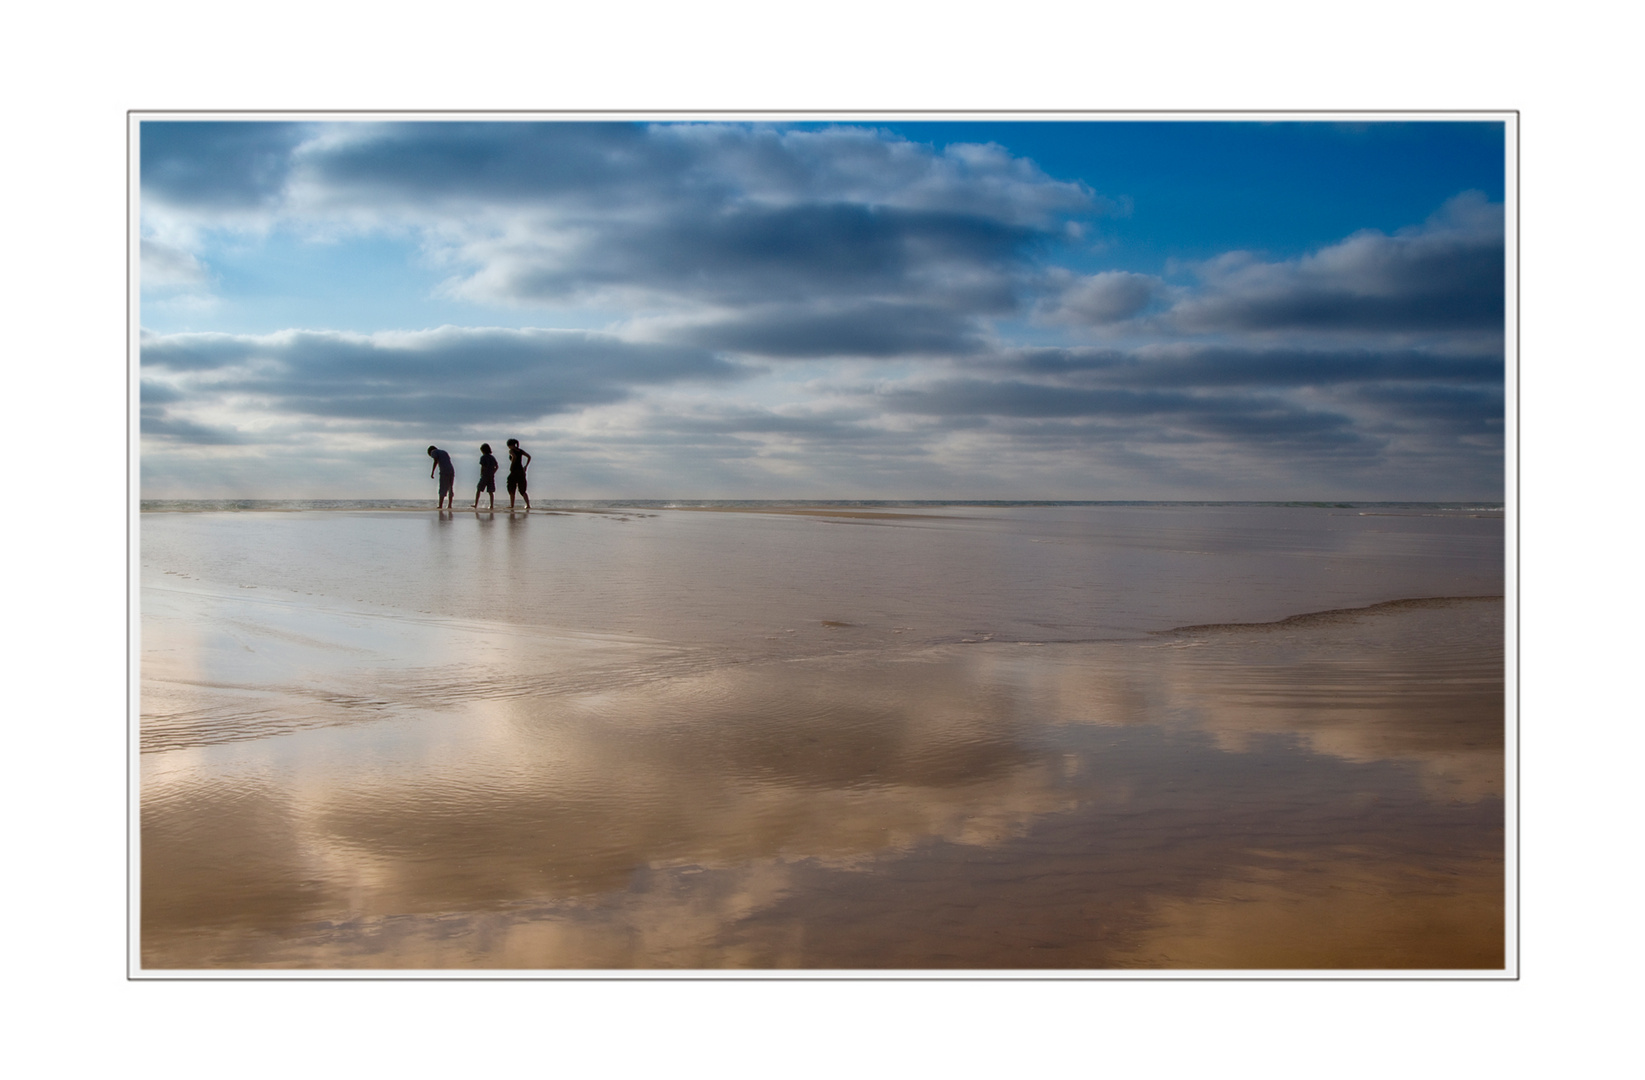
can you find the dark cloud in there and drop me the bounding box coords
[140,122,310,211]
[140,332,255,372]
[1038,192,1505,341]
[1166,192,1505,334]
[883,379,1195,419]
[484,203,1036,310]
[921,337,1503,459]
[878,377,1368,451]
[1354,384,1506,432]
[140,378,236,445]
[140,380,183,405]
[142,122,1094,359]
[142,327,744,426]
[1040,270,1163,325]
[1186,407,1364,448]
[305,122,665,206]
[986,342,1504,401]
[658,410,888,443]
[997,346,1129,376]
[1123,348,1501,388]
[291,122,1092,225]
[673,300,989,358]
[995,345,1500,389]
[140,410,244,445]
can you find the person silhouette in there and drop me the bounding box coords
[473,443,499,510]
[427,445,456,510]
[505,438,532,510]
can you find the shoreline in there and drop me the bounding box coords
[138,498,1507,514]
[140,591,1504,970]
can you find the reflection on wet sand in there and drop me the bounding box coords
[142,594,1502,970]
[977,596,1504,801]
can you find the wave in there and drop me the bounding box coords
[1154,595,1505,636]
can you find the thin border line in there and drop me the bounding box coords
[130,108,1515,114]
[1512,111,1522,978]
[125,107,1513,979]
[126,111,133,983]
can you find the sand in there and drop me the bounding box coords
[138,504,1506,971]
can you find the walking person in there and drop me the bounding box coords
[505,438,532,510]
[473,443,499,510]
[427,445,457,509]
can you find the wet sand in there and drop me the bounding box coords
[139,505,1505,970]
[672,507,970,520]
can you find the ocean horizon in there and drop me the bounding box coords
[141,498,1507,513]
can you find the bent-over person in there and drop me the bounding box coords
[427,445,456,510]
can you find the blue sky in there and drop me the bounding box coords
[139,118,1507,499]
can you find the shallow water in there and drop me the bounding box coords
[138,505,1505,970]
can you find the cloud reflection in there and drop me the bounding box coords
[143,598,1501,968]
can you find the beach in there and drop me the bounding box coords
[138,503,1506,970]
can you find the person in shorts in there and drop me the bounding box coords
[505,438,532,510]
[427,445,456,509]
[473,443,499,510]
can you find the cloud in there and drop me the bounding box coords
[662,299,992,358]
[1353,383,1505,434]
[135,124,1505,499]
[141,121,310,213]
[142,122,1101,357]
[876,376,1368,451]
[139,238,208,288]
[139,379,183,405]
[140,379,244,444]
[399,138,1067,347]
[286,122,1094,225]
[1164,192,1505,335]
[856,334,1503,463]
[1038,192,1504,342]
[141,325,745,427]
[447,202,1037,313]
[140,413,246,445]
[1039,270,1164,325]
[992,344,1500,388]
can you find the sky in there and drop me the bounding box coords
[138,118,1507,500]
